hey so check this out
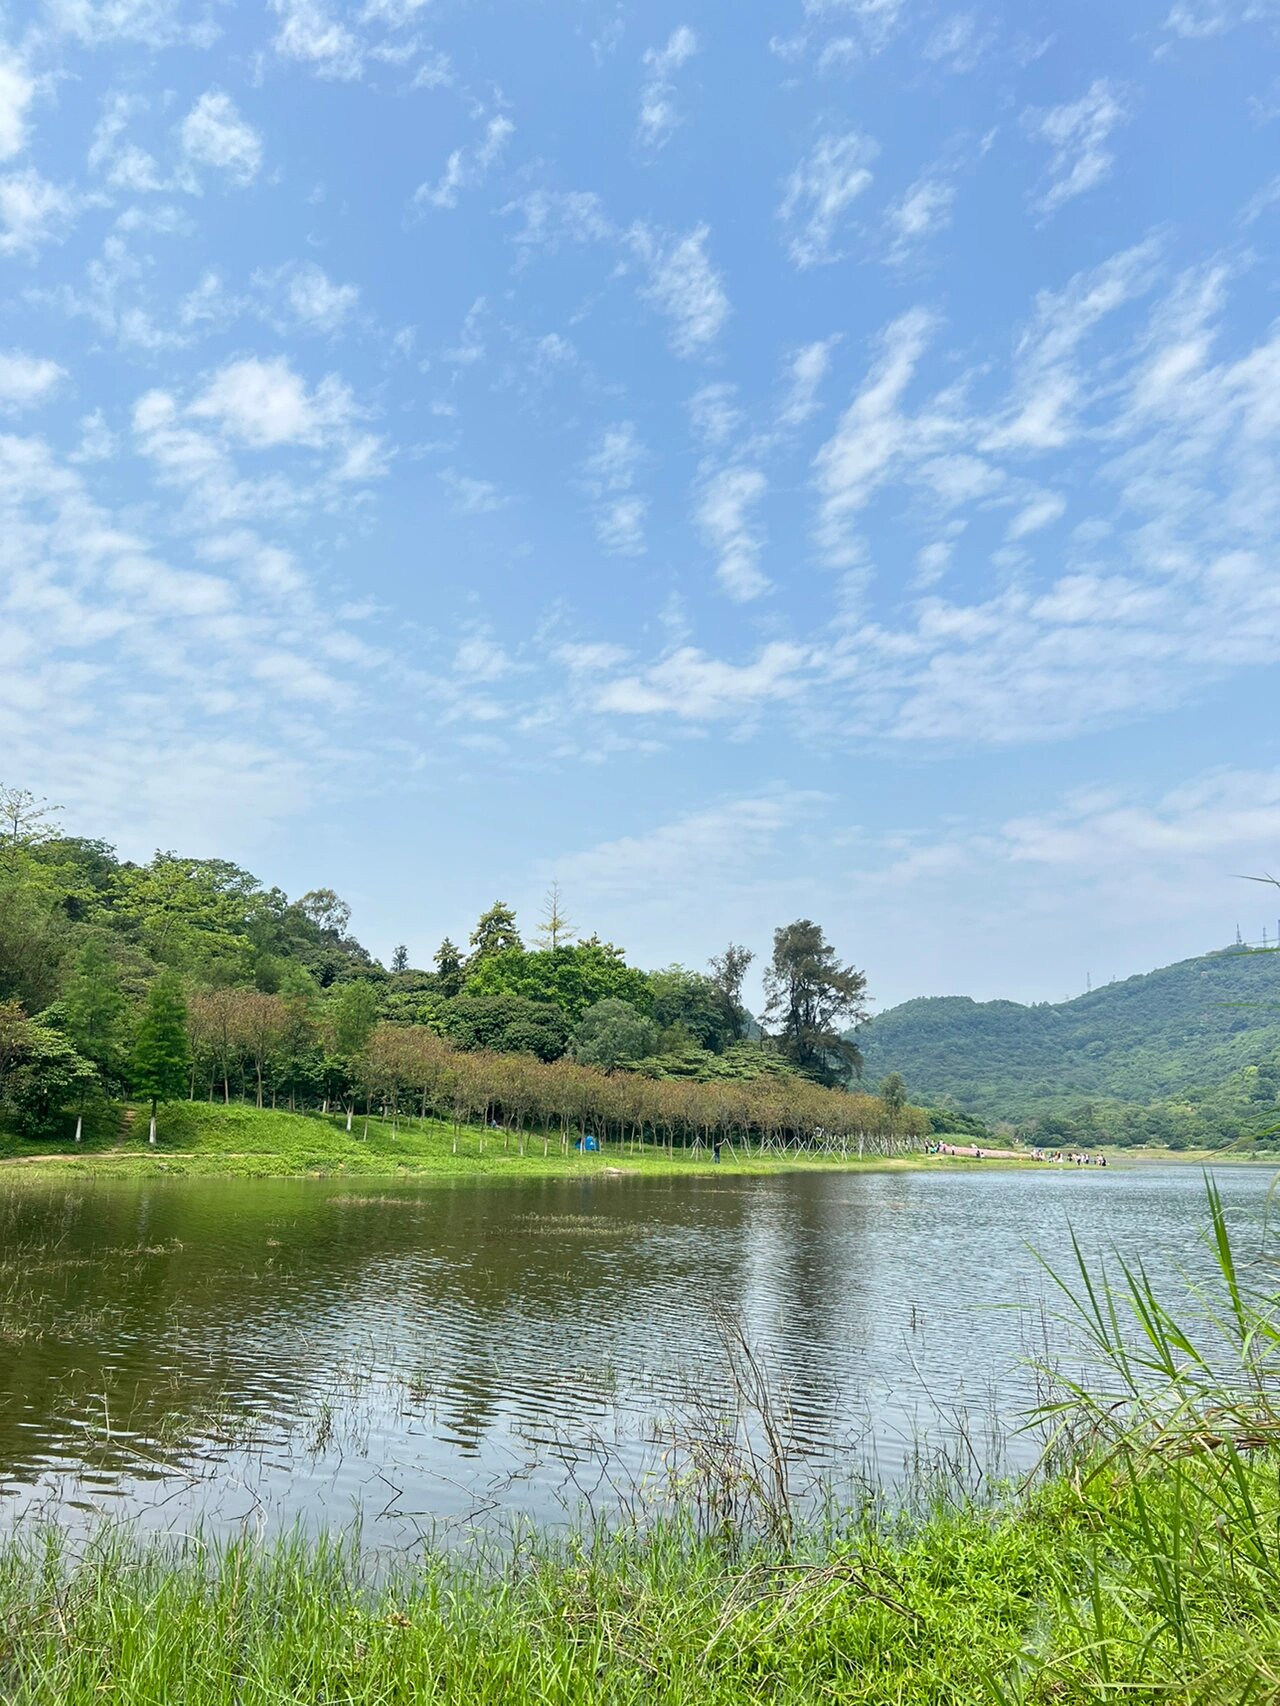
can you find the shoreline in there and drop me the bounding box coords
[2,1103,1271,1184]
[0,1100,1041,1183]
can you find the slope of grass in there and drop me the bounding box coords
[0,1099,1007,1181]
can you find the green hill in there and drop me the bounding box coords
[856,947,1280,1144]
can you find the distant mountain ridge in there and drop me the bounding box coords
[855,947,1280,1128]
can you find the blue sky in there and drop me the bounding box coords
[4,0,1280,1011]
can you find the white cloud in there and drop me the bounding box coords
[779,338,838,427]
[45,0,198,47]
[1006,491,1066,539]
[73,409,116,462]
[813,307,939,567]
[914,539,953,586]
[780,131,877,267]
[505,188,611,250]
[843,765,1280,1004]
[983,241,1158,451]
[439,469,507,514]
[554,641,631,674]
[180,91,262,186]
[0,351,65,411]
[1162,0,1277,36]
[556,791,812,899]
[271,0,364,79]
[0,51,33,161]
[923,12,990,72]
[278,261,359,332]
[583,423,648,556]
[1026,79,1131,216]
[0,424,398,864]
[415,115,514,210]
[884,174,954,262]
[596,641,807,719]
[638,24,698,149]
[189,356,359,448]
[0,169,75,256]
[631,222,729,356]
[88,95,165,192]
[689,382,743,445]
[453,634,514,680]
[1000,770,1280,874]
[697,466,770,600]
[804,0,906,60]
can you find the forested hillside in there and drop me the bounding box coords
[857,948,1280,1147]
[0,787,915,1148]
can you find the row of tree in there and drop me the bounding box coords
[0,966,925,1150]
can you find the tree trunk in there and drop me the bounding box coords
[74,1113,82,1144]
[149,1100,157,1146]
[346,1102,354,1133]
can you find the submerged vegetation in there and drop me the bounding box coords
[1,1178,1279,1702]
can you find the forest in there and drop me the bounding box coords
[856,948,1280,1148]
[0,787,928,1151]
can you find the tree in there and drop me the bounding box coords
[650,966,738,1053]
[0,786,62,869]
[115,855,259,977]
[62,936,128,1082]
[763,920,869,1086]
[469,901,522,961]
[535,883,575,951]
[298,889,352,936]
[391,943,409,974]
[0,999,96,1140]
[464,942,653,1024]
[434,937,465,997]
[131,972,190,1144]
[879,1072,907,1132]
[444,995,569,1061]
[4,1024,95,1138]
[572,999,657,1070]
[328,980,380,1130]
[709,944,755,1039]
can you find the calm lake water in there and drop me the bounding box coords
[0,1163,1273,1548]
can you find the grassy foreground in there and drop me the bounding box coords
[2,1457,1278,1705]
[0,1099,1014,1181]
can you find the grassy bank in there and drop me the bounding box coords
[1,1454,1277,1704]
[0,1099,1022,1181]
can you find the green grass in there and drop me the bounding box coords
[1,1463,1278,1704]
[0,1099,1025,1181]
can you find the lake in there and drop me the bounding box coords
[0,1162,1272,1549]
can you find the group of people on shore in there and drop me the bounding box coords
[923,1140,1108,1166]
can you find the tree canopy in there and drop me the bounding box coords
[763,920,869,1086]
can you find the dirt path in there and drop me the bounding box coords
[936,1143,1025,1160]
